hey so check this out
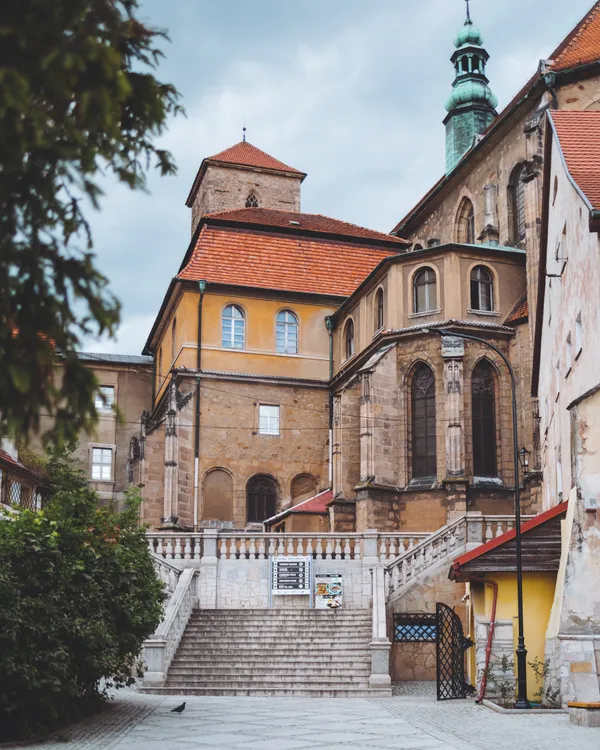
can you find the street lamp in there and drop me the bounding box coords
[424,326,530,709]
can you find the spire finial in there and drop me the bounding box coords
[465,0,472,24]
[242,125,247,142]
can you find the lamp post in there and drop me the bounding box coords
[424,326,530,709]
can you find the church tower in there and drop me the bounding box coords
[185,137,306,236]
[444,3,498,173]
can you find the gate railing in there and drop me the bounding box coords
[385,514,532,598]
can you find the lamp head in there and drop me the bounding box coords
[198,279,207,294]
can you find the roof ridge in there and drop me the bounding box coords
[204,140,305,175]
[552,1,600,69]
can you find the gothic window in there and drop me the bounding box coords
[470,265,494,311]
[472,361,498,477]
[171,317,177,361]
[222,304,245,349]
[344,319,355,360]
[411,365,436,479]
[375,288,384,331]
[456,198,475,244]
[508,164,527,245]
[413,267,437,313]
[245,192,259,208]
[158,347,163,378]
[276,310,298,354]
[247,474,278,522]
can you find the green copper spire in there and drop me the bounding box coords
[444,2,498,173]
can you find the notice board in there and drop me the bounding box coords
[270,556,312,596]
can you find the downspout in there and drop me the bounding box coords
[455,570,499,704]
[193,280,207,532]
[325,316,334,487]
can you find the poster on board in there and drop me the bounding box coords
[315,574,343,609]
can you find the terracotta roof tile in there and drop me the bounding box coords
[264,490,333,526]
[552,110,600,210]
[179,223,399,297]
[207,207,407,245]
[504,294,528,325]
[553,2,600,71]
[205,140,305,175]
[0,449,42,480]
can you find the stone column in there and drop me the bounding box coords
[479,184,499,245]
[360,373,374,481]
[332,394,342,495]
[163,381,178,521]
[523,116,544,345]
[198,529,218,609]
[442,336,468,520]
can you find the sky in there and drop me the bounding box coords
[82,0,596,355]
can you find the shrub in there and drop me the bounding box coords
[0,450,165,738]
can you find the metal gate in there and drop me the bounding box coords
[435,602,474,701]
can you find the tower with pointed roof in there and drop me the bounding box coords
[444,3,498,173]
[185,140,306,236]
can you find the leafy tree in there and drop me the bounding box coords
[0,0,182,443]
[0,449,165,739]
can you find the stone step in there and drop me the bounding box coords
[171,654,371,664]
[175,647,369,657]
[165,677,372,688]
[140,687,389,698]
[179,635,370,643]
[166,666,370,677]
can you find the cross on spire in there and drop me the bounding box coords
[465,0,472,23]
[242,125,247,142]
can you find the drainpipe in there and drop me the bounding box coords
[193,280,207,532]
[325,316,334,487]
[456,571,499,703]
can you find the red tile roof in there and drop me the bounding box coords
[205,140,305,176]
[551,110,600,210]
[179,222,400,297]
[449,501,568,579]
[264,490,333,526]
[0,449,42,480]
[553,2,600,71]
[504,294,528,325]
[207,207,408,245]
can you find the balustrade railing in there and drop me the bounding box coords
[147,533,204,561]
[385,514,533,599]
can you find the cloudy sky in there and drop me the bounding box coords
[83,0,595,355]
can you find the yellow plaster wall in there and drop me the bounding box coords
[473,572,557,701]
[155,290,336,401]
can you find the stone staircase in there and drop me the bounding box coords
[143,608,374,697]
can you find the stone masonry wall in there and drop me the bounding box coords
[191,164,302,235]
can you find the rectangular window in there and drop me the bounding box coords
[575,312,583,356]
[566,333,572,374]
[258,405,280,435]
[91,447,113,481]
[94,386,115,412]
[393,613,437,642]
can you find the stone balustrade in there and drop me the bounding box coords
[152,552,183,594]
[385,514,532,598]
[148,530,428,564]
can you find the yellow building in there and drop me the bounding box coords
[450,502,567,703]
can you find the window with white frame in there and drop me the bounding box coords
[276,310,298,354]
[575,312,582,355]
[222,305,245,349]
[258,405,280,435]
[94,386,115,412]
[91,447,113,481]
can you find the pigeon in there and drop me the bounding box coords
[171,702,186,713]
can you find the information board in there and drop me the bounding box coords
[315,573,343,609]
[270,556,312,596]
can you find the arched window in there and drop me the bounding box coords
[413,243,424,251]
[456,198,475,244]
[222,305,245,349]
[171,317,177,361]
[411,364,436,479]
[158,347,163,377]
[472,361,498,477]
[203,469,234,521]
[413,267,437,313]
[247,474,278,522]
[508,164,527,245]
[344,319,355,360]
[375,288,384,331]
[291,474,318,505]
[470,266,494,311]
[245,192,259,208]
[276,310,298,354]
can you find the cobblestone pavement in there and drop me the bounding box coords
[10,690,600,750]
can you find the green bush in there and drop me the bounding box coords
[0,451,165,739]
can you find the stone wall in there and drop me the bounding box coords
[190,163,302,235]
